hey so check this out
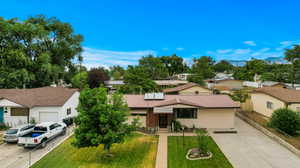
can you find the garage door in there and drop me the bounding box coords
[39,112,59,122]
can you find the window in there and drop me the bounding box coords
[266,101,273,109]
[49,124,56,130]
[174,108,197,119]
[67,108,71,115]
[4,107,8,113]
[11,108,29,116]
[195,91,199,95]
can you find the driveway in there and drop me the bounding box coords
[0,128,73,168]
[210,117,300,168]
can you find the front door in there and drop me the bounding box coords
[159,114,168,128]
[0,107,4,123]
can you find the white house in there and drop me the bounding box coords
[0,87,79,127]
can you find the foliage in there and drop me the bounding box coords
[32,134,158,168]
[0,15,83,88]
[269,108,300,135]
[87,67,109,88]
[109,65,125,80]
[71,71,88,89]
[119,66,158,94]
[233,59,267,81]
[285,45,300,85]
[214,60,234,73]
[160,54,189,76]
[73,87,134,152]
[196,129,209,154]
[171,120,182,132]
[187,74,205,86]
[29,117,36,124]
[0,123,10,131]
[230,89,249,103]
[191,56,215,79]
[139,55,169,79]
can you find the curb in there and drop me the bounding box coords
[236,113,300,158]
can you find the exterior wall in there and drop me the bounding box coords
[177,108,236,128]
[288,103,300,112]
[216,80,243,90]
[3,107,28,127]
[61,92,80,118]
[179,86,212,95]
[251,93,285,117]
[30,106,62,123]
[241,98,253,112]
[147,110,158,127]
[0,99,23,107]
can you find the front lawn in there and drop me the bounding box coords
[31,133,158,168]
[168,136,233,168]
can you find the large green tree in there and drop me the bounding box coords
[139,55,168,79]
[214,60,234,73]
[160,54,189,76]
[0,15,83,88]
[109,65,125,80]
[73,87,135,152]
[88,67,109,88]
[285,45,300,85]
[191,56,215,79]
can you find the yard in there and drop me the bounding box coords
[168,136,233,168]
[31,133,158,168]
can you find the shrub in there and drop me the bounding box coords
[171,120,182,132]
[0,123,9,130]
[269,108,300,135]
[196,129,209,154]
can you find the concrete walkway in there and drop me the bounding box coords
[155,132,196,168]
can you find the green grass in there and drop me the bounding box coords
[168,136,233,168]
[31,133,158,168]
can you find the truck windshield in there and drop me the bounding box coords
[34,126,47,132]
[6,129,18,134]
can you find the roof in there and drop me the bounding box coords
[163,82,208,93]
[124,94,239,108]
[213,85,231,91]
[154,80,188,86]
[253,87,300,103]
[0,87,78,108]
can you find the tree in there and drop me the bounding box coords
[233,59,267,81]
[71,71,88,89]
[285,45,300,86]
[73,87,135,153]
[230,89,249,103]
[109,65,125,80]
[119,66,158,94]
[88,67,109,88]
[269,108,300,135]
[0,15,83,88]
[214,60,234,73]
[187,74,205,86]
[160,54,189,76]
[191,56,215,79]
[139,55,169,79]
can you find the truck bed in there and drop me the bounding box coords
[21,131,46,138]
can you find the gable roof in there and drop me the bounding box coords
[0,87,78,108]
[163,82,209,93]
[124,94,239,108]
[253,87,300,103]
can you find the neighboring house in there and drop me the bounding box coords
[124,93,239,129]
[163,82,212,95]
[0,87,79,127]
[206,79,243,90]
[251,87,300,117]
[171,73,192,81]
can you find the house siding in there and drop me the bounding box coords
[178,86,212,95]
[288,103,300,112]
[215,80,243,90]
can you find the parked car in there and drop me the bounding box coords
[62,117,74,126]
[3,124,35,143]
[18,122,66,148]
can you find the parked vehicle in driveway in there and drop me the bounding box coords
[3,124,35,143]
[18,122,66,148]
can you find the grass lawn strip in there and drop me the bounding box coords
[168,136,233,168]
[31,133,158,168]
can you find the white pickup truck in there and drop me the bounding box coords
[18,122,67,148]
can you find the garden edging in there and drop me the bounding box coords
[236,112,300,158]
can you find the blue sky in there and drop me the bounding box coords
[1,0,300,68]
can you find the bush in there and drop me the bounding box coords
[0,123,9,131]
[171,120,182,132]
[196,129,209,154]
[269,108,300,135]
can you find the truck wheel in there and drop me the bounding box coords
[41,139,47,148]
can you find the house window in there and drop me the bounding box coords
[67,108,71,115]
[266,101,273,109]
[4,107,8,113]
[174,108,197,119]
[11,108,29,116]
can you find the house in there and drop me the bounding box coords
[171,73,192,81]
[251,87,300,117]
[124,93,239,129]
[0,87,79,127]
[163,82,212,95]
[206,79,243,90]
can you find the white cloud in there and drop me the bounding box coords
[216,49,233,54]
[176,47,184,51]
[82,47,156,69]
[244,41,257,46]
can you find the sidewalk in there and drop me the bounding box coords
[155,132,196,168]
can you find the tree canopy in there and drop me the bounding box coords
[160,54,189,76]
[139,55,169,80]
[0,15,83,88]
[87,67,109,88]
[214,60,234,73]
[191,56,215,79]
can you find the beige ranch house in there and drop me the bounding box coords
[251,87,300,117]
[163,82,212,95]
[124,93,239,129]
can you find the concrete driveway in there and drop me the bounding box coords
[0,128,73,168]
[210,117,300,168]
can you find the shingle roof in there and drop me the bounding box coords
[124,94,239,108]
[253,87,300,103]
[163,82,209,93]
[0,87,78,108]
